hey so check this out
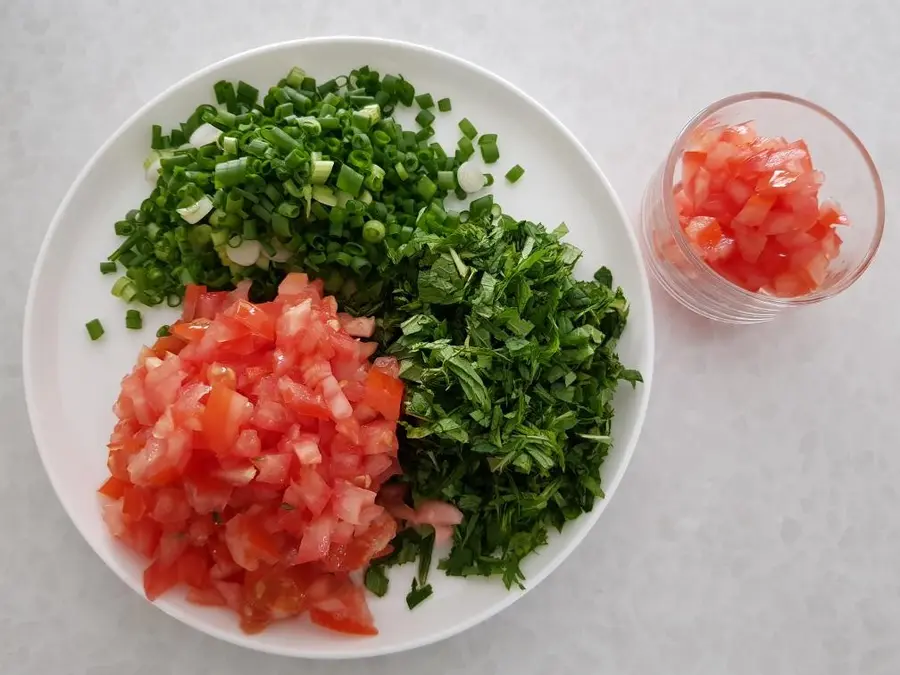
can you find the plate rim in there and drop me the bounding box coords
[22,35,655,658]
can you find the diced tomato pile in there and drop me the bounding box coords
[97,274,420,636]
[672,122,849,297]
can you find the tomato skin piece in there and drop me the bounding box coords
[177,547,211,589]
[171,319,212,343]
[735,229,768,264]
[184,474,234,515]
[194,292,229,320]
[278,377,331,420]
[98,476,129,500]
[363,369,404,421]
[225,299,276,341]
[225,513,281,571]
[278,272,312,297]
[158,530,189,566]
[143,557,180,601]
[253,454,293,486]
[414,500,465,526]
[288,469,332,516]
[310,608,378,636]
[309,583,377,635]
[122,518,162,558]
[337,314,375,338]
[294,514,333,564]
[322,512,397,572]
[151,334,188,358]
[186,586,226,606]
[182,284,207,322]
[202,385,251,454]
[122,486,152,522]
[333,481,377,525]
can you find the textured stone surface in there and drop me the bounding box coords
[2,1,899,673]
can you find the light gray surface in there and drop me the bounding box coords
[2,1,898,673]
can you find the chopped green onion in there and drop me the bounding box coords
[437,170,456,190]
[156,324,171,337]
[458,118,477,139]
[336,164,364,197]
[285,66,305,89]
[457,137,475,161]
[176,196,214,224]
[417,175,437,201]
[477,133,498,146]
[396,79,415,106]
[415,93,435,109]
[483,173,495,187]
[415,127,434,142]
[150,124,166,150]
[312,185,338,207]
[437,98,452,112]
[125,309,143,330]
[505,164,525,183]
[85,319,104,341]
[362,220,386,243]
[236,80,259,105]
[222,136,238,154]
[99,261,117,275]
[469,194,494,220]
[271,213,292,238]
[480,141,500,164]
[415,109,435,128]
[214,157,249,189]
[214,80,236,109]
[310,160,334,185]
[364,165,385,191]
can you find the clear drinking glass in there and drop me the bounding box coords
[640,92,885,324]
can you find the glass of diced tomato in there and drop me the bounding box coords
[640,92,884,323]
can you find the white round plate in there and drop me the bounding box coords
[23,37,654,659]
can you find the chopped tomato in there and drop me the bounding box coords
[278,376,331,419]
[122,486,152,522]
[202,385,251,454]
[225,299,276,341]
[186,586,226,606]
[97,280,438,637]
[253,454,292,486]
[177,547,210,589]
[151,334,187,358]
[182,284,207,322]
[143,557,180,601]
[674,122,849,296]
[310,601,378,635]
[171,318,212,342]
[363,369,404,421]
[98,476,129,500]
[414,500,465,526]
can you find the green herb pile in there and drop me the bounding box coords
[367,208,641,594]
[101,65,641,604]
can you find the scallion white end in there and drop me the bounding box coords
[457,161,485,193]
[226,239,262,266]
[189,123,222,148]
[176,197,214,224]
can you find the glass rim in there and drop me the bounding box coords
[662,91,886,306]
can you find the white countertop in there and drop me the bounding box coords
[2,1,898,673]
